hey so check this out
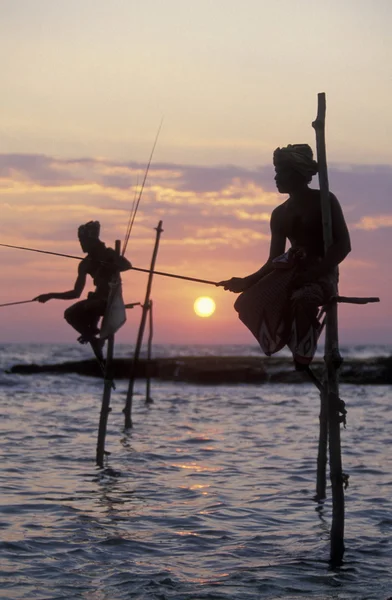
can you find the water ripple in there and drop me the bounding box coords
[0,368,391,599]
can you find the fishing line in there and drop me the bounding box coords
[123,173,139,256]
[122,117,164,256]
[122,119,163,255]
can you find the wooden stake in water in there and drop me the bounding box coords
[96,239,121,468]
[123,221,163,428]
[145,299,154,405]
[313,92,345,564]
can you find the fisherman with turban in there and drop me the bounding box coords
[218,144,351,368]
[272,143,319,180]
[34,221,132,360]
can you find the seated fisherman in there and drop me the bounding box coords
[218,144,351,368]
[34,221,131,359]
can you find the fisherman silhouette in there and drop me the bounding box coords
[218,144,351,368]
[34,221,131,361]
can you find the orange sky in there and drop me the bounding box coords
[0,156,390,344]
[0,1,391,345]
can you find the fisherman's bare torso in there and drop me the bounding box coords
[273,188,327,260]
[81,246,118,299]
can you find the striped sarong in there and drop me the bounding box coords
[234,251,335,366]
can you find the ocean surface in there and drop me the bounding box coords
[0,344,391,600]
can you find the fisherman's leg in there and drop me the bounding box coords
[288,284,324,370]
[87,298,107,335]
[64,300,103,341]
[85,299,107,359]
[64,300,91,336]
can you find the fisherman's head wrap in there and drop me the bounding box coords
[78,221,101,241]
[273,144,318,180]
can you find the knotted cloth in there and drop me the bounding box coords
[234,249,334,367]
[78,221,101,241]
[273,144,318,179]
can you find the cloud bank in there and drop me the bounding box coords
[0,153,391,343]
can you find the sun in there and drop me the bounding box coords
[194,296,216,318]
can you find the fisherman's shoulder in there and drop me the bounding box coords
[78,256,91,274]
[307,187,338,201]
[271,201,288,219]
[103,246,117,262]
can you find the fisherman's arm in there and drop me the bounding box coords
[218,207,286,292]
[323,193,351,267]
[117,255,132,272]
[242,209,286,286]
[34,263,87,303]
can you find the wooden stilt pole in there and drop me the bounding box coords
[145,299,154,404]
[123,221,163,428]
[315,382,329,501]
[96,239,121,468]
[312,92,345,564]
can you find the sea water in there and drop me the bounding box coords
[0,344,391,599]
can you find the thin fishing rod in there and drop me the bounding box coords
[122,118,164,256]
[130,266,217,286]
[123,173,139,256]
[0,242,219,286]
[0,299,36,308]
[0,243,81,261]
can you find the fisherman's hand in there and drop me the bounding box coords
[33,293,53,303]
[217,277,249,293]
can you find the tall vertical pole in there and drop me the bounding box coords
[312,93,345,564]
[123,221,163,428]
[96,239,121,467]
[315,387,328,502]
[145,299,154,404]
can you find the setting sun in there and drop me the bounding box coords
[194,297,216,318]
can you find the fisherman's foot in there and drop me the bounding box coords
[90,337,105,362]
[77,329,101,345]
[294,359,309,372]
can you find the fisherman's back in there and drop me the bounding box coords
[275,190,323,256]
[83,245,118,300]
